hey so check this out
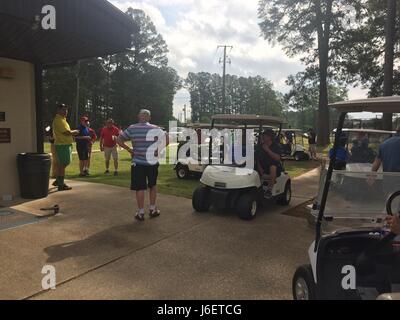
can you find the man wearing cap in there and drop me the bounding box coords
[52,104,79,191]
[75,116,91,177]
[117,109,166,221]
[100,119,120,176]
[256,128,283,198]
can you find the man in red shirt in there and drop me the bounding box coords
[100,119,120,175]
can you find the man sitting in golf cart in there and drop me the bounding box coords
[350,131,374,163]
[329,133,349,170]
[256,128,283,197]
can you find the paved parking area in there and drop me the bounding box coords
[0,169,319,300]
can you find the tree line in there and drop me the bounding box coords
[42,8,181,132]
[186,73,285,123]
[42,2,400,146]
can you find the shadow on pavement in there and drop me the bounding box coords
[44,223,146,263]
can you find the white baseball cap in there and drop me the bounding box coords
[139,109,151,116]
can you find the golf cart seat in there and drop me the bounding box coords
[280,143,292,156]
[349,146,376,163]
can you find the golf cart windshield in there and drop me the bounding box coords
[337,129,395,165]
[321,170,400,233]
[314,97,400,244]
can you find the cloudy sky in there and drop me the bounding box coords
[110,0,366,120]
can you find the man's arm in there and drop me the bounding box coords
[62,129,79,137]
[116,135,133,156]
[262,144,281,162]
[99,130,104,151]
[371,157,381,172]
[75,134,91,140]
[99,137,104,151]
[386,215,400,235]
[90,131,97,144]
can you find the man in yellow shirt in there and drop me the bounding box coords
[52,104,79,191]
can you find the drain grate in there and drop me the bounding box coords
[0,209,43,231]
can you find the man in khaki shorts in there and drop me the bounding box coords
[100,119,120,176]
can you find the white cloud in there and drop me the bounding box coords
[110,0,363,119]
[110,0,303,85]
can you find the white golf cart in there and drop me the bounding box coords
[293,97,400,300]
[333,128,395,170]
[278,129,310,161]
[307,127,397,224]
[192,114,292,221]
[174,123,236,179]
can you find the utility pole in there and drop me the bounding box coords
[218,45,233,114]
[183,104,187,124]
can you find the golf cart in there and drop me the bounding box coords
[192,114,292,221]
[278,129,310,161]
[333,128,395,169]
[293,97,400,300]
[174,123,210,179]
[174,123,237,179]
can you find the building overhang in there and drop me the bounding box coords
[0,0,135,66]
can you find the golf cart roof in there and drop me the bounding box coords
[329,96,400,113]
[212,114,284,126]
[186,123,212,129]
[186,123,248,129]
[280,128,303,133]
[332,128,395,134]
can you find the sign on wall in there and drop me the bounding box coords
[0,128,11,143]
[0,67,15,79]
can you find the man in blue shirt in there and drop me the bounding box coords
[329,133,349,170]
[372,126,400,234]
[75,116,91,177]
[117,109,166,222]
[372,127,400,173]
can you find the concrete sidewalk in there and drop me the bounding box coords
[0,168,320,300]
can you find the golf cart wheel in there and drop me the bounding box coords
[176,164,189,179]
[294,152,302,161]
[277,182,291,206]
[237,193,258,221]
[292,265,316,300]
[192,187,211,212]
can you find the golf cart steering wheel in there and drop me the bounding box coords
[356,191,399,276]
[384,190,400,241]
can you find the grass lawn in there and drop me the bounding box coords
[58,146,320,199]
[44,142,101,154]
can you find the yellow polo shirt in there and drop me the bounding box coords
[52,114,73,145]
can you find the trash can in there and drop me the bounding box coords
[17,153,51,199]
